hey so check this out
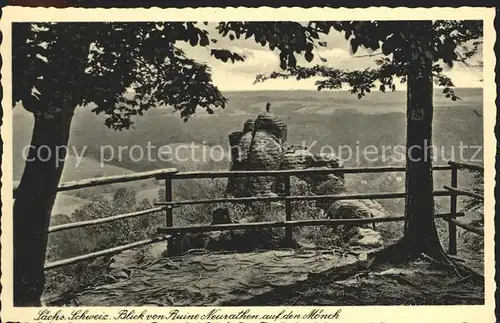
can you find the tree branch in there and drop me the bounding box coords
[353,52,384,58]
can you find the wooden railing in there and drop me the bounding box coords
[12,162,484,270]
[443,161,485,254]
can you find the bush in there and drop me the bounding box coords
[44,188,164,297]
[460,230,484,253]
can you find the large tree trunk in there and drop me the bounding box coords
[403,54,446,260]
[13,104,74,306]
[366,55,450,267]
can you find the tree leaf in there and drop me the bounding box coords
[350,38,360,54]
[381,39,394,55]
[288,54,297,68]
[369,39,380,51]
[280,59,287,70]
[305,51,314,62]
[189,33,198,46]
[199,34,209,46]
[424,50,434,60]
[309,30,319,39]
[259,36,267,46]
[344,30,352,40]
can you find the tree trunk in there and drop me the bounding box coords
[14,104,74,306]
[403,54,446,259]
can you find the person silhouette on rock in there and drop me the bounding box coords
[266,102,271,113]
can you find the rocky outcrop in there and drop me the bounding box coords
[349,228,383,247]
[227,114,287,197]
[169,207,298,255]
[247,131,284,196]
[243,118,255,133]
[327,200,386,225]
[254,112,288,143]
[227,127,250,197]
[227,114,345,198]
[326,200,386,247]
[185,112,387,254]
[281,149,313,170]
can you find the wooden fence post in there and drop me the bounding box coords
[448,164,458,255]
[165,175,173,227]
[164,175,180,257]
[284,175,293,246]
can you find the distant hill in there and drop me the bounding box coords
[221,88,483,115]
[51,194,89,219]
[13,88,483,177]
[13,88,483,216]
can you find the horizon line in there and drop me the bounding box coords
[219,86,483,92]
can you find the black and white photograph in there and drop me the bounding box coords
[1,6,496,323]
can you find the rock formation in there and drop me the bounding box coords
[227,113,344,199]
[177,111,387,255]
[227,113,287,197]
[224,112,387,247]
[327,199,386,222]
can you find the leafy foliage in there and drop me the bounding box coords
[45,187,164,295]
[216,21,482,100]
[464,170,484,214]
[210,49,245,63]
[13,22,248,127]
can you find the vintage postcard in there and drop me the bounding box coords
[0,6,496,323]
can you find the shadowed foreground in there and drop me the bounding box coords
[51,248,483,306]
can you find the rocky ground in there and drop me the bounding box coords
[234,255,484,306]
[48,247,484,307]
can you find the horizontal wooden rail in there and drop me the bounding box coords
[155,189,455,207]
[444,218,484,236]
[449,161,484,172]
[48,207,166,233]
[25,162,472,272]
[13,168,178,197]
[158,212,464,235]
[45,235,172,271]
[44,212,466,271]
[168,165,452,180]
[13,165,453,195]
[443,185,484,200]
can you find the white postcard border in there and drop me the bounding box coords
[0,6,496,323]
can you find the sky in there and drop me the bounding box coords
[177,24,483,92]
